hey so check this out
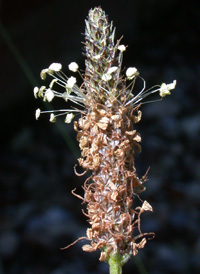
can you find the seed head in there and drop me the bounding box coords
[33,6,176,266]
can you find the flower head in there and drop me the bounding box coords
[34,7,176,268]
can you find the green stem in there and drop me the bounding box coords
[108,253,123,274]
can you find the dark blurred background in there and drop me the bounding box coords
[0,0,199,273]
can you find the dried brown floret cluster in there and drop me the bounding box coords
[34,6,176,265]
[74,104,154,261]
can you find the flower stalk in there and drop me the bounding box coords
[34,6,176,273]
[108,252,123,274]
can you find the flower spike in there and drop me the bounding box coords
[34,6,176,272]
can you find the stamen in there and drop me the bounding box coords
[48,72,67,87]
[49,79,58,89]
[35,108,41,120]
[65,113,75,123]
[117,45,126,52]
[126,67,139,80]
[66,76,77,89]
[68,62,79,72]
[44,89,54,102]
[48,63,62,72]
[49,113,56,123]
